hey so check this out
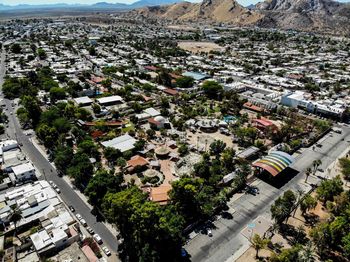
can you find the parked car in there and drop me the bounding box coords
[68,205,75,212]
[93,234,103,244]
[55,187,61,194]
[207,229,212,237]
[102,246,111,256]
[87,227,94,235]
[246,186,259,195]
[80,219,87,227]
[75,213,82,220]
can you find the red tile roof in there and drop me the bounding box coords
[243,102,263,112]
[163,88,178,96]
[127,155,149,168]
[149,185,172,205]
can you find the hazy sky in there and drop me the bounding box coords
[1,0,349,6]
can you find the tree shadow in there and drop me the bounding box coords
[303,213,320,227]
[278,224,309,245]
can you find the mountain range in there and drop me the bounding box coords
[132,0,350,35]
[0,0,183,11]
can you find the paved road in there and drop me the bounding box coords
[186,126,350,262]
[0,48,120,260]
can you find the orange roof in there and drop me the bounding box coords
[142,94,153,102]
[127,155,149,168]
[163,88,178,96]
[91,130,104,139]
[91,76,104,84]
[144,65,158,71]
[149,185,172,205]
[254,118,274,127]
[84,121,124,127]
[243,102,263,112]
[82,245,98,262]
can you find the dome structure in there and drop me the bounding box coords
[154,116,166,124]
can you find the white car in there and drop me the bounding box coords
[93,234,103,244]
[49,180,54,186]
[76,213,82,220]
[80,219,87,227]
[207,229,212,237]
[87,227,94,235]
[102,246,111,256]
[55,187,61,194]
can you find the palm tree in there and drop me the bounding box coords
[251,234,270,259]
[305,167,312,183]
[300,242,315,262]
[9,205,22,243]
[312,159,322,175]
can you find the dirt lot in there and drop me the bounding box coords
[177,41,225,53]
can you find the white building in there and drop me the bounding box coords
[101,134,137,152]
[96,95,123,106]
[9,162,36,184]
[281,91,346,118]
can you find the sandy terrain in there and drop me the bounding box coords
[177,41,225,53]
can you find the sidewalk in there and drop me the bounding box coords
[30,136,120,237]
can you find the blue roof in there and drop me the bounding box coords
[183,72,209,81]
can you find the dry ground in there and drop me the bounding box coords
[177,41,225,53]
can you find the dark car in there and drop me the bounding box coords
[246,186,259,195]
[68,205,75,212]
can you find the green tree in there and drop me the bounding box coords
[251,234,270,258]
[342,233,350,258]
[339,157,350,182]
[271,190,296,224]
[36,124,58,148]
[176,76,194,89]
[178,144,189,156]
[316,176,343,205]
[209,140,226,157]
[300,194,317,215]
[85,170,122,207]
[67,152,94,189]
[54,146,73,174]
[312,159,322,175]
[20,95,42,126]
[49,87,66,102]
[305,167,312,183]
[170,177,219,222]
[37,48,47,59]
[78,139,100,160]
[9,205,23,243]
[104,147,122,164]
[103,187,185,261]
[202,80,223,99]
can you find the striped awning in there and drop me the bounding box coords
[253,151,295,177]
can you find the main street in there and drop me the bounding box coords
[0,48,120,260]
[186,126,350,262]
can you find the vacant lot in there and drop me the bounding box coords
[178,41,225,53]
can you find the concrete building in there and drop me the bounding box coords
[101,134,138,152]
[96,95,123,106]
[9,162,36,184]
[281,91,346,118]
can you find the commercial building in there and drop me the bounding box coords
[96,95,123,106]
[281,91,346,118]
[101,134,137,152]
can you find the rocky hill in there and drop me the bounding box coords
[256,0,350,34]
[134,0,263,25]
[132,0,350,35]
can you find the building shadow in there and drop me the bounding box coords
[256,167,299,189]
